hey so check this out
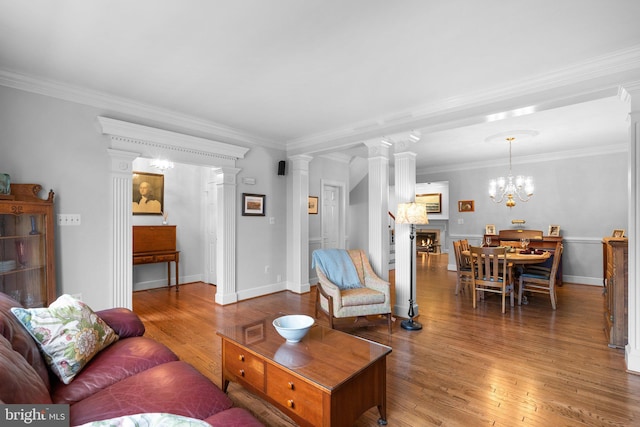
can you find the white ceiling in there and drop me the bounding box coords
[1,0,639,170]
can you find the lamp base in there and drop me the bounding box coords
[400,319,422,331]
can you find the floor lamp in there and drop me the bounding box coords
[396,202,429,331]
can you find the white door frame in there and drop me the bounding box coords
[320,179,346,249]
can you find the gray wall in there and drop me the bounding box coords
[0,85,288,309]
[420,152,627,284]
[347,151,627,285]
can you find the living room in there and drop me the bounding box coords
[2,0,640,401]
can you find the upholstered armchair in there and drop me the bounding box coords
[313,249,392,333]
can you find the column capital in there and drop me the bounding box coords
[387,131,421,152]
[213,167,241,185]
[364,138,392,158]
[393,151,418,161]
[288,155,313,171]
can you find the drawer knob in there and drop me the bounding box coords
[288,382,294,390]
[287,400,294,408]
[239,369,245,377]
[238,354,245,362]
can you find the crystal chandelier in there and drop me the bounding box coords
[488,137,534,208]
[150,159,174,171]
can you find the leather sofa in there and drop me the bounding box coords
[0,292,263,426]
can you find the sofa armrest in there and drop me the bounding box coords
[95,308,145,338]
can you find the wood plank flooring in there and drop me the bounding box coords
[132,254,640,426]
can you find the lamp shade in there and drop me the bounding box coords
[396,202,429,225]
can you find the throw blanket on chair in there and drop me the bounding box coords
[312,249,363,290]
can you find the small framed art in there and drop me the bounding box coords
[548,225,561,237]
[242,193,265,216]
[308,196,318,214]
[485,224,496,235]
[458,200,474,212]
[612,229,625,238]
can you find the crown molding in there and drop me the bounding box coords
[98,117,249,167]
[0,67,283,150]
[417,143,628,175]
[288,45,640,152]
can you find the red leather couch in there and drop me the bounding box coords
[0,292,263,426]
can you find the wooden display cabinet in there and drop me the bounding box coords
[0,184,56,307]
[602,237,628,348]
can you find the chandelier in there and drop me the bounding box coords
[488,137,534,208]
[150,159,174,171]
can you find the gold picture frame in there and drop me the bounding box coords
[612,229,625,238]
[485,224,496,235]
[458,200,474,212]
[416,193,441,214]
[308,196,318,214]
[132,171,164,215]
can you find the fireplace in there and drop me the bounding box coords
[416,229,441,253]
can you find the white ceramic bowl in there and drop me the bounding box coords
[272,315,314,343]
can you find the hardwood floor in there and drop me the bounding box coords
[132,254,640,426]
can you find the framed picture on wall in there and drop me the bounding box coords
[416,193,441,213]
[308,196,318,214]
[132,171,164,215]
[485,224,496,235]
[242,193,266,216]
[458,200,474,212]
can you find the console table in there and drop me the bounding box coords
[133,225,180,291]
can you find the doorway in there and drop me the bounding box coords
[321,180,346,249]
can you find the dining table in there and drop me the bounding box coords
[462,248,552,266]
[462,248,552,303]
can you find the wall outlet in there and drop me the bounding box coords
[58,214,81,226]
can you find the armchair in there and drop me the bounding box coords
[313,249,393,333]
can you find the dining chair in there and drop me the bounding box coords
[460,239,470,252]
[518,243,564,309]
[470,246,514,313]
[453,240,473,295]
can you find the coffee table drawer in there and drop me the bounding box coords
[224,341,265,392]
[266,364,323,425]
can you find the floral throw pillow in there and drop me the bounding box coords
[10,294,119,384]
[76,413,213,427]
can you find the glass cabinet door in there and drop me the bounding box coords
[0,213,49,307]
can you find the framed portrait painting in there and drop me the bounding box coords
[132,171,164,215]
[242,193,266,216]
[548,225,561,237]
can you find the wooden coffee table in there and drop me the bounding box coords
[217,317,392,427]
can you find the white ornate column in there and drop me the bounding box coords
[214,167,240,305]
[622,82,640,373]
[364,139,392,280]
[106,148,139,309]
[288,155,313,293]
[393,140,419,318]
[98,117,249,307]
